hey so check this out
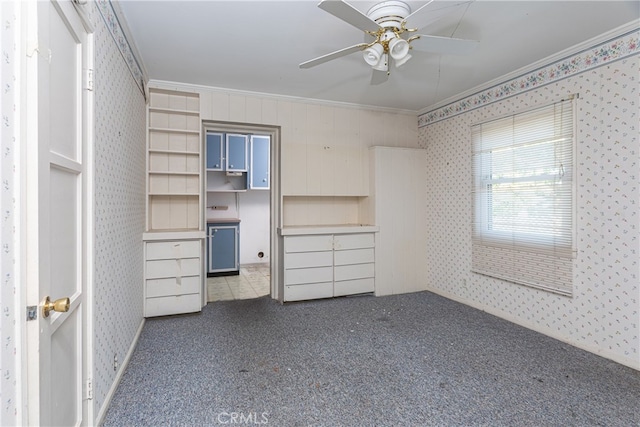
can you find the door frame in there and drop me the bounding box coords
[201,120,282,301]
[22,0,95,424]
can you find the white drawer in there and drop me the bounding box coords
[334,233,374,250]
[146,240,200,260]
[284,235,333,253]
[285,251,333,269]
[334,278,374,296]
[145,293,201,317]
[334,263,374,282]
[284,282,333,302]
[284,266,333,285]
[146,275,201,298]
[334,248,374,266]
[146,257,201,280]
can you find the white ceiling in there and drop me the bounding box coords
[116,0,639,112]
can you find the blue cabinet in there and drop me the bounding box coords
[226,134,248,172]
[206,132,224,170]
[205,132,248,172]
[249,135,270,190]
[207,222,239,274]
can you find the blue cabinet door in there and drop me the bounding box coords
[206,132,223,170]
[208,223,239,273]
[226,134,248,171]
[249,135,270,189]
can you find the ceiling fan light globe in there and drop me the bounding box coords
[372,53,388,71]
[394,53,412,68]
[389,37,410,60]
[363,43,384,66]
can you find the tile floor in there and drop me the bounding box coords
[206,263,270,302]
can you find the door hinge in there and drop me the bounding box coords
[84,68,94,91]
[85,378,93,400]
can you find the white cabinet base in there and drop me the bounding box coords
[282,230,376,302]
[144,237,203,317]
[284,282,334,301]
[334,278,375,297]
[145,294,202,317]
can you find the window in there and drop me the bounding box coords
[471,97,576,295]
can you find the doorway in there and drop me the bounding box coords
[202,122,280,302]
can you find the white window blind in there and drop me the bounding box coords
[471,97,576,296]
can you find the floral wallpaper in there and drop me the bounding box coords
[96,0,145,96]
[91,0,147,421]
[419,34,638,368]
[0,2,18,424]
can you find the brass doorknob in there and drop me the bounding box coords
[43,296,70,318]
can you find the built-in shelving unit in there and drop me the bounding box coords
[144,88,205,318]
[147,89,202,231]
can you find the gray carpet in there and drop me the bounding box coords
[102,292,640,426]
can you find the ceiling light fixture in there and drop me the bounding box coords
[363,43,385,66]
[372,53,388,71]
[362,1,416,73]
[389,37,409,59]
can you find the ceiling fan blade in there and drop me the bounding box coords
[299,43,368,69]
[318,0,381,33]
[370,68,389,85]
[409,34,478,55]
[404,1,474,31]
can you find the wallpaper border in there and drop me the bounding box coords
[95,0,145,95]
[418,28,640,127]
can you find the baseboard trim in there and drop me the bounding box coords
[94,318,146,425]
[426,287,639,371]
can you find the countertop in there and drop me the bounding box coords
[206,218,241,224]
[278,224,379,236]
[142,229,206,241]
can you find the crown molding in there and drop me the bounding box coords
[147,79,418,116]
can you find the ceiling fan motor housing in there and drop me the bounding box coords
[367,1,411,29]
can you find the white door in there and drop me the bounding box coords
[25,1,90,425]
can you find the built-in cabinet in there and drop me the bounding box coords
[206,132,249,172]
[249,135,270,190]
[144,236,203,317]
[205,131,270,192]
[207,221,240,275]
[144,88,205,317]
[280,227,378,302]
[283,144,369,196]
[368,146,428,296]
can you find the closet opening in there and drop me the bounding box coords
[202,121,280,303]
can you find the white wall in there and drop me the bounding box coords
[238,190,270,265]
[418,29,639,369]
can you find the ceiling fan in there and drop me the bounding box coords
[300,0,478,84]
